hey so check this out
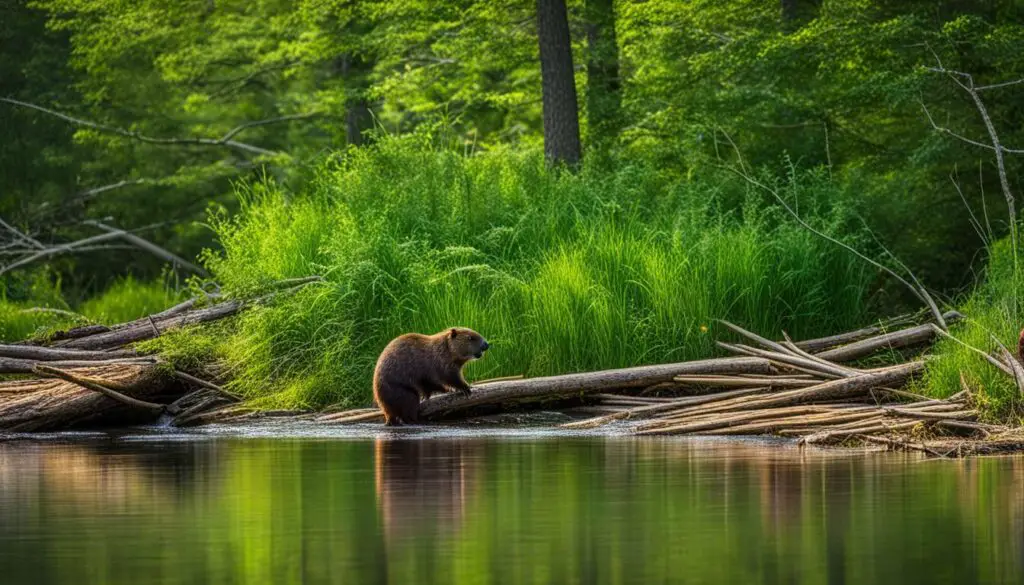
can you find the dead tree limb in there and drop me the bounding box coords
[30,364,168,413]
[419,357,772,419]
[83,220,209,277]
[0,97,318,157]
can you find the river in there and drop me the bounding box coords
[1,424,1022,584]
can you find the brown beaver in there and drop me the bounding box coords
[373,327,489,426]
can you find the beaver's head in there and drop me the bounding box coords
[446,327,489,362]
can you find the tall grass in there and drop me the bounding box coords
[921,237,1024,420]
[0,274,181,342]
[172,136,872,409]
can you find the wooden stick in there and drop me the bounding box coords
[718,342,856,379]
[640,361,924,430]
[640,405,879,436]
[672,375,818,388]
[317,410,386,424]
[420,356,773,419]
[803,420,924,444]
[0,344,136,361]
[171,370,240,401]
[859,434,948,457]
[0,356,157,374]
[561,386,774,430]
[816,319,956,362]
[883,407,978,421]
[32,364,167,413]
[693,410,885,436]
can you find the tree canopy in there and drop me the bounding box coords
[2,0,1023,298]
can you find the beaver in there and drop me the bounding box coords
[373,327,489,426]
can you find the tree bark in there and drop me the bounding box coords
[584,0,621,149]
[337,53,373,146]
[0,364,175,432]
[420,356,771,419]
[537,0,583,167]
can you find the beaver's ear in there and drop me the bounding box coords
[449,328,458,339]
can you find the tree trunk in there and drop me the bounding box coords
[337,54,373,146]
[537,0,583,167]
[584,0,621,149]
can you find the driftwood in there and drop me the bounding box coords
[54,300,243,349]
[419,357,772,419]
[0,296,1010,457]
[0,281,319,432]
[0,364,175,431]
[0,344,136,361]
[32,364,169,413]
[0,356,157,374]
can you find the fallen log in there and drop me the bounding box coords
[0,364,177,431]
[32,364,169,413]
[635,362,924,432]
[54,300,244,349]
[816,312,961,362]
[560,386,774,430]
[0,356,157,374]
[0,344,136,361]
[418,356,773,419]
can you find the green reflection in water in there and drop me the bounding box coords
[0,437,1022,585]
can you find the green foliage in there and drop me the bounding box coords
[0,275,180,342]
[193,136,870,409]
[922,237,1024,420]
[78,275,183,324]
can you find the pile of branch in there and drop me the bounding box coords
[322,311,996,453]
[0,278,321,432]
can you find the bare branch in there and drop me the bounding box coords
[82,220,209,277]
[77,179,152,200]
[218,112,321,142]
[0,217,45,250]
[975,78,1024,92]
[727,166,948,330]
[919,101,1006,152]
[0,222,207,277]
[0,231,125,275]
[924,61,1022,266]
[0,97,280,157]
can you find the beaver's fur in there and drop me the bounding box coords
[373,327,489,425]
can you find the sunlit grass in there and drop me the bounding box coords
[153,136,872,409]
[920,237,1024,421]
[0,275,181,342]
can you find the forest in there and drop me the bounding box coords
[2,0,1023,420]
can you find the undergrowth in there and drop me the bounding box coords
[0,273,181,342]
[147,135,873,409]
[921,237,1024,421]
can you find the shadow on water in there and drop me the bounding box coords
[0,430,1023,584]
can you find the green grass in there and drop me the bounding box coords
[0,275,182,342]
[921,237,1024,421]
[78,275,183,325]
[148,136,873,409]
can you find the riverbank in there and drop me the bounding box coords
[2,300,1023,458]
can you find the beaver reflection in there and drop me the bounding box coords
[374,438,481,542]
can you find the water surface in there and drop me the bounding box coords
[0,426,1022,584]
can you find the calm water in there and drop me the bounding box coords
[1,426,1023,585]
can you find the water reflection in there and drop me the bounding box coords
[374,438,482,541]
[0,435,1022,584]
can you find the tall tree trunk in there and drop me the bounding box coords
[585,0,621,150]
[781,0,822,32]
[537,0,582,167]
[338,53,373,146]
